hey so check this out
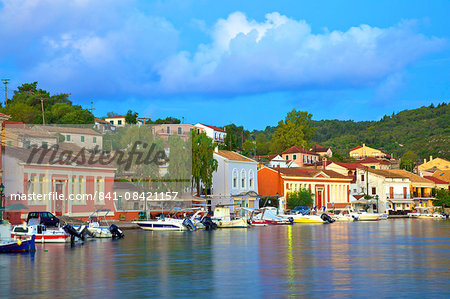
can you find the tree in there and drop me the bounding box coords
[400,150,417,172]
[125,110,138,124]
[191,131,218,197]
[241,140,255,157]
[152,117,181,124]
[167,135,191,194]
[287,188,314,209]
[270,109,316,154]
[433,189,450,208]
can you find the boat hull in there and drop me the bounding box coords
[214,218,248,228]
[282,214,325,223]
[0,235,36,252]
[135,221,188,231]
[11,233,70,243]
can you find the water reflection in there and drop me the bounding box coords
[1,219,449,297]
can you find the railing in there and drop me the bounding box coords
[386,193,408,199]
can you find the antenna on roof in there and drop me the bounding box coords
[88,101,95,114]
[2,79,10,107]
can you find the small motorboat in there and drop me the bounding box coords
[250,208,293,225]
[328,210,356,222]
[212,207,248,228]
[135,214,196,231]
[1,222,36,253]
[11,223,70,243]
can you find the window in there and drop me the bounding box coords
[25,140,31,148]
[93,137,97,143]
[361,174,365,182]
[81,136,85,142]
[370,166,375,169]
[285,155,289,160]
[110,121,114,125]
[41,142,48,149]
[178,127,182,135]
[303,155,305,163]
[249,170,255,189]
[66,135,71,141]
[293,154,297,160]
[372,187,376,195]
[7,141,12,146]
[232,169,238,189]
[233,177,237,188]
[240,170,246,189]
[167,126,170,134]
[118,120,122,125]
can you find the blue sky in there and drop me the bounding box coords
[0,0,449,129]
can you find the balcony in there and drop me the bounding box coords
[386,193,408,199]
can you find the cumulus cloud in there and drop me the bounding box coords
[157,12,444,95]
[0,4,444,98]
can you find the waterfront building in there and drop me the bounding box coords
[151,124,194,142]
[2,146,116,222]
[211,149,259,210]
[104,115,127,127]
[257,166,352,210]
[424,175,449,190]
[432,169,450,185]
[194,123,227,144]
[282,146,319,167]
[349,144,389,159]
[354,168,411,213]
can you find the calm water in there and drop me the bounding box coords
[1,219,449,298]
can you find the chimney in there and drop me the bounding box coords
[322,157,327,170]
[429,155,433,162]
[363,143,365,147]
[424,159,426,164]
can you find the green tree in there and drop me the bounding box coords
[287,188,314,209]
[400,150,417,172]
[433,189,450,207]
[270,109,316,153]
[125,110,138,124]
[167,135,191,194]
[241,140,255,157]
[192,131,218,197]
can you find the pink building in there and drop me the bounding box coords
[282,146,319,167]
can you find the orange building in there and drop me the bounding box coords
[258,166,352,209]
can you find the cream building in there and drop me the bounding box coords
[350,144,387,159]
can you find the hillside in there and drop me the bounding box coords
[310,103,449,160]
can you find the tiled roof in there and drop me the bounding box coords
[95,117,110,124]
[365,168,405,178]
[358,157,390,165]
[312,144,330,152]
[388,169,434,184]
[350,146,362,151]
[104,115,125,119]
[433,170,450,182]
[6,127,57,138]
[34,125,102,136]
[197,123,226,133]
[274,167,351,179]
[0,112,11,119]
[215,150,255,162]
[333,162,365,170]
[424,176,449,185]
[282,146,318,155]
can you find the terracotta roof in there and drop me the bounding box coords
[282,146,318,155]
[350,146,362,152]
[333,162,365,170]
[105,115,125,119]
[433,170,450,182]
[424,176,449,185]
[388,169,434,184]
[0,112,11,119]
[358,157,390,165]
[197,123,226,133]
[274,167,351,180]
[312,144,330,152]
[33,125,102,136]
[95,117,110,124]
[215,150,256,162]
[365,168,406,178]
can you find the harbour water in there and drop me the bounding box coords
[1,219,449,298]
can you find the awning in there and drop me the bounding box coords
[389,200,414,204]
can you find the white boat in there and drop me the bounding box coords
[281,214,327,223]
[408,212,446,219]
[135,214,196,231]
[212,207,248,228]
[352,211,382,221]
[329,210,356,222]
[11,223,71,243]
[83,209,113,238]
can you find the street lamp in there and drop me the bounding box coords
[276,192,279,215]
[375,194,379,213]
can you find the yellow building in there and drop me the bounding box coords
[418,156,450,173]
[388,169,435,208]
[349,144,387,159]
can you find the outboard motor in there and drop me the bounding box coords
[109,224,124,239]
[288,217,294,224]
[201,216,218,230]
[320,213,335,224]
[182,218,197,231]
[63,224,86,243]
[78,225,95,238]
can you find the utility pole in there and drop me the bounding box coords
[37,97,46,125]
[1,79,9,107]
[138,117,151,125]
[88,101,95,114]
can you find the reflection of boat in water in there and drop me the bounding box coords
[11,223,70,243]
[407,207,447,219]
[1,222,36,253]
[213,207,248,228]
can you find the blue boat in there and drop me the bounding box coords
[0,235,36,253]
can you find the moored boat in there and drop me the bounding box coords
[11,223,70,243]
[135,214,196,231]
[212,207,248,228]
[1,222,36,253]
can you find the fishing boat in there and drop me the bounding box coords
[212,207,248,228]
[1,221,36,252]
[11,223,70,243]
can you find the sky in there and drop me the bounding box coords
[0,0,449,129]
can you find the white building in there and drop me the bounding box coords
[194,123,227,144]
[355,168,411,213]
[211,150,259,210]
[104,115,126,127]
[268,155,288,168]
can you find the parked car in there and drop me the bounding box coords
[290,206,310,215]
[27,212,60,227]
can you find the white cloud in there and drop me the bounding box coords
[157,12,444,95]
